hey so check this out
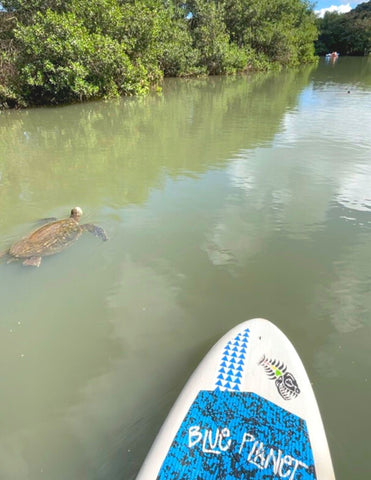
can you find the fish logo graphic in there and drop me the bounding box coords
[259,355,300,400]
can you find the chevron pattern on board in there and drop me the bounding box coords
[215,328,250,392]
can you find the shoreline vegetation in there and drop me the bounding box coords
[0,0,369,109]
[0,0,319,108]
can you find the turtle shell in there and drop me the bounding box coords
[9,218,82,258]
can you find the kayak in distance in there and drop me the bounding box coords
[136,318,335,480]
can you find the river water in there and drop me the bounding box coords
[0,57,370,479]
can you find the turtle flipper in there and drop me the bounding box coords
[7,257,17,264]
[0,249,9,263]
[82,224,108,241]
[23,256,42,267]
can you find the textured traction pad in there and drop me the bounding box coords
[157,390,316,480]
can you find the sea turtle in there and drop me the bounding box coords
[0,207,108,267]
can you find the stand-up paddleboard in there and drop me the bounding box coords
[136,318,335,480]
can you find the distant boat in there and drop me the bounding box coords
[325,52,339,60]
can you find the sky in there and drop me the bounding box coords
[314,0,366,17]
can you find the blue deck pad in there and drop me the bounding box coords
[157,391,316,480]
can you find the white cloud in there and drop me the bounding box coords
[315,3,352,17]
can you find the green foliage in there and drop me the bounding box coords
[223,0,318,68]
[158,19,203,77]
[0,11,21,107]
[1,1,69,23]
[14,9,149,104]
[0,0,319,107]
[315,1,371,56]
[188,0,247,75]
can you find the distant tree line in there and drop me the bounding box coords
[0,0,318,108]
[315,1,371,56]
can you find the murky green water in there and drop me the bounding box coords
[0,57,370,479]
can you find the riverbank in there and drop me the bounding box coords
[0,0,318,109]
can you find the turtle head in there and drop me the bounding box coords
[70,206,83,221]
